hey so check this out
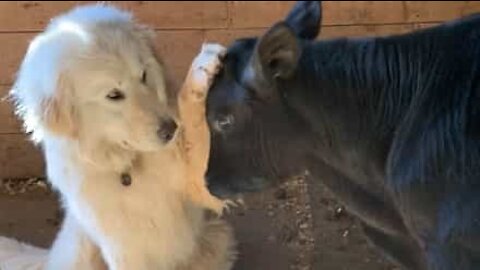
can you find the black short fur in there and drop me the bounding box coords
[206,2,480,269]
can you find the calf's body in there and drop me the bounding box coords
[206,2,480,269]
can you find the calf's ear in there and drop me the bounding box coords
[251,22,300,81]
[285,1,322,40]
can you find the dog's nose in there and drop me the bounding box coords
[157,118,178,143]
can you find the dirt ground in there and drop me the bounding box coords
[0,177,398,270]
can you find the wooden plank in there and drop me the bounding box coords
[228,1,480,29]
[319,24,415,40]
[117,1,228,30]
[0,1,477,33]
[405,1,480,23]
[153,31,205,87]
[0,101,20,134]
[229,1,406,28]
[0,33,32,85]
[0,85,22,134]
[205,28,265,45]
[413,22,440,30]
[0,1,228,32]
[228,1,296,29]
[205,24,415,45]
[0,134,44,179]
[322,1,407,26]
[464,1,480,16]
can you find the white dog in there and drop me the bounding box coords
[2,4,235,270]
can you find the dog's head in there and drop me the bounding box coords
[206,1,322,197]
[11,4,176,153]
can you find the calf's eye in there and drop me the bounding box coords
[214,114,234,132]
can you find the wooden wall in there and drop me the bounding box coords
[1,1,480,179]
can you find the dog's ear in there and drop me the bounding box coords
[285,1,322,40]
[252,22,300,81]
[133,24,171,107]
[41,74,77,138]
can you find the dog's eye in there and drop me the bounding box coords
[141,70,147,84]
[106,89,125,101]
[214,114,234,132]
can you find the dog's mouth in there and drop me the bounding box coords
[118,129,177,152]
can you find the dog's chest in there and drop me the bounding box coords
[74,151,202,268]
[82,151,187,210]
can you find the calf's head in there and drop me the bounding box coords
[206,1,322,197]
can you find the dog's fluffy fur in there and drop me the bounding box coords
[2,4,235,270]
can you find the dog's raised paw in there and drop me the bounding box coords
[189,43,226,100]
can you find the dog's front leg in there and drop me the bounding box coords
[46,212,106,270]
[178,43,227,214]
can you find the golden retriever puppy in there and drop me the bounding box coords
[2,3,235,270]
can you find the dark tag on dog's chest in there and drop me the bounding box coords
[121,173,132,186]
